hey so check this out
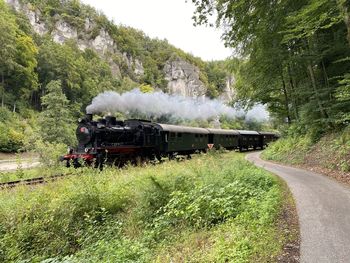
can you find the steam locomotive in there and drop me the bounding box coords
[61,114,279,169]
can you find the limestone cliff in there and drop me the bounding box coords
[219,75,236,103]
[164,57,207,98]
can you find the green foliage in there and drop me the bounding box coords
[0,153,286,262]
[205,60,230,97]
[139,84,154,93]
[0,0,38,108]
[34,140,67,168]
[335,73,350,124]
[0,108,27,152]
[192,0,350,133]
[0,124,25,152]
[36,39,117,108]
[263,128,350,172]
[262,135,313,164]
[39,80,75,145]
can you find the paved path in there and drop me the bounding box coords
[0,159,40,172]
[246,152,350,263]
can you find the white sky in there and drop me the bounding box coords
[80,0,232,61]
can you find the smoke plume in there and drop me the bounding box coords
[86,89,269,122]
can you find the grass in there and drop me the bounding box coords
[0,151,292,262]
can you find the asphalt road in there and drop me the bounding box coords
[246,152,350,263]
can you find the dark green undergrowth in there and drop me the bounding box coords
[262,127,350,172]
[0,152,287,262]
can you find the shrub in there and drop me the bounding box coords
[34,140,67,167]
[0,152,284,262]
[0,122,25,152]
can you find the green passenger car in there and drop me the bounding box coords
[207,129,239,149]
[157,124,209,154]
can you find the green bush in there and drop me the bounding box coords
[34,140,68,168]
[0,108,27,152]
[263,127,350,173]
[262,135,313,164]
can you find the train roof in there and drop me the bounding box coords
[158,123,209,134]
[207,128,240,135]
[258,131,277,136]
[236,130,260,135]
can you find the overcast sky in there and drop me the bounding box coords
[80,0,232,61]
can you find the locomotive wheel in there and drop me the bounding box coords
[73,158,81,168]
[95,154,104,171]
[168,153,176,160]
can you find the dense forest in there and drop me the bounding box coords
[192,0,350,139]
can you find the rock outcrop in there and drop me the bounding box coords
[164,57,207,98]
[219,75,236,103]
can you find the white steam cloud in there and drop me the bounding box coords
[86,89,269,122]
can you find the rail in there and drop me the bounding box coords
[0,174,68,189]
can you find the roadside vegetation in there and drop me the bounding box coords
[262,127,350,182]
[0,151,296,262]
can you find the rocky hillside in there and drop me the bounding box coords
[4,0,235,109]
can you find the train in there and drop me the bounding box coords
[61,114,279,169]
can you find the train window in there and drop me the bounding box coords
[195,134,198,138]
[178,133,182,137]
[170,133,176,138]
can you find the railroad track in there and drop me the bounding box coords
[0,174,68,189]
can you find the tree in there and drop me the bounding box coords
[191,0,350,131]
[0,1,18,107]
[139,83,154,93]
[0,0,38,109]
[39,80,75,145]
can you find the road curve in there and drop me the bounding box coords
[246,151,350,263]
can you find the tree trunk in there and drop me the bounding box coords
[321,60,329,86]
[281,73,291,124]
[288,65,300,120]
[307,64,329,119]
[1,72,4,108]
